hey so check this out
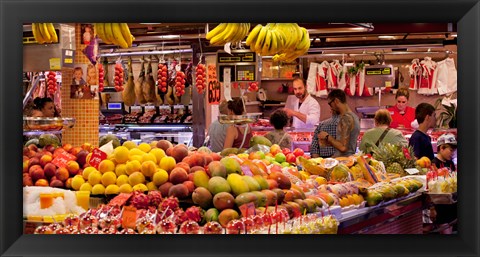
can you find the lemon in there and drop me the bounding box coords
[88,170,102,185]
[129,148,145,156]
[141,160,157,178]
[82,167,97,180]
[116,174,129,186]
[152,169,169,186]
[98,159,115,174]
[141,153,157,164]
[118,183,133,193]
[138,143,151,153]
[125,160,141,175]
[159,156,176,172]
[115,163,127,176]
[149,148,166,164]
[146,181,158,191]
[128,172,145,186]
[92,184,106,195]
[122,140,137,150]
[105,184,120,195]
[101,171,117,186]
[113,146,130,164]
[79,182,93,192]
[71,175,86,191]
[132,183,148,192]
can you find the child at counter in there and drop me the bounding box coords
[264,109,292,150]
[432,133,457,171]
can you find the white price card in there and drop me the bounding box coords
[405,168,420,175]
[223,67,232,101]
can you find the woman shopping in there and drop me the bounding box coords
[223,97,253,149]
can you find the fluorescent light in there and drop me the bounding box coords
[378,35,396,39]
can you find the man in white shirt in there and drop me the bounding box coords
[283,78,320,129]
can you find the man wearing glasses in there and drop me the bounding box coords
[318,89,360,157]
[283,78,321,129]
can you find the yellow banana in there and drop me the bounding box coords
[38,23,52,43]
[209,28,227,46]
[296,27,308,50]
[112,23,128,48]
[206,23,227,40]
[287,23,299,50]
[269,29,278,55]
[95,23,110,44]
[255,26,268,53]
[246,24,263,46]
[223,23,239,42]
[261,30,272,56]
[293,24,303,48]
[274,27,287,52]
[104,23,116,45]
[120,23,133,47]
[46,23,58,43]
[234,23,248,43]
[297,27,311,52]
[31,23,45,44]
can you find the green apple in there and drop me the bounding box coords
[275,153,286,163]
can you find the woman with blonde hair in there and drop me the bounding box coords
[359,109,407,154]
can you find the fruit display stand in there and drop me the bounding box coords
[338,192,424,234]
[251,126,314,152]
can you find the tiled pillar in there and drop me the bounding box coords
[61,24,99,147]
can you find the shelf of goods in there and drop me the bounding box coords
[99,123,193,146]
[23,132,455,234]
[251,121,314,152]
[23,117,76,147]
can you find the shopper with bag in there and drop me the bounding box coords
[359,109,408,154]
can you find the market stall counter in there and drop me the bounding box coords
[338,192,423,234]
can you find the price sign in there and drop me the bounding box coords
[121,206,137,229]
[241,165,253,176]
[239,202,256,217]
[51,149,77,168]
[207,64,221,104]
[88,148,107,169]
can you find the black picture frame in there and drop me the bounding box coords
[1,0,479,256]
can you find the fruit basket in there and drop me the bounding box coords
[23,117,75,131]
[218,113,262,125]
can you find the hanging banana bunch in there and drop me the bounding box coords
[245,23,310,62]
[206,23,251,46]
[32,23,58,44]
[94,23,135,49]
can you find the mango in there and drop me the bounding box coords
[204,208,220,222]
[241,160,265,176]
[208,161,227,178]
[365,190,383,207]
[253,175,269,190]
[250,191,267,207]
[220,157,242,175]
[220,148,239,157]
[304,198,319,213]
[207,176,231,195]
[268,172,291,189]
[213,192,235,210]
[192,187,213,209]
[261,189,278,207]
[249,135,272,147]
[218,209,239,228]
[226,174,250,196]
[241,175,261,191]
[271,188,285,204]
[234,192,257,207]
[193,170,210,188]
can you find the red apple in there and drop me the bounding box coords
[39,154,53,167]
[23,160,30,173]
[65,178,73,189]
[62,143,73,153]
[282,148,291,155]
[29,157,40,167]
[76,150,89,167]
[286,153,296,163]
[44,145,56,153]
[43,163,57,179]
[50,179,64,188]
[187,173,195,182]
[27,144,38,152]
[29,165,45,181]
[69,147,82,156]
[35,179,49,187]
[292,148,304,157]
[55,167,70,182]
[23,174,34,187]
[66,160,80,176]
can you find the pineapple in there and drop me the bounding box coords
[386,162,406,176]
[372,143,416,177]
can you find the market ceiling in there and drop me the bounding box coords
[99,23,457,53]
